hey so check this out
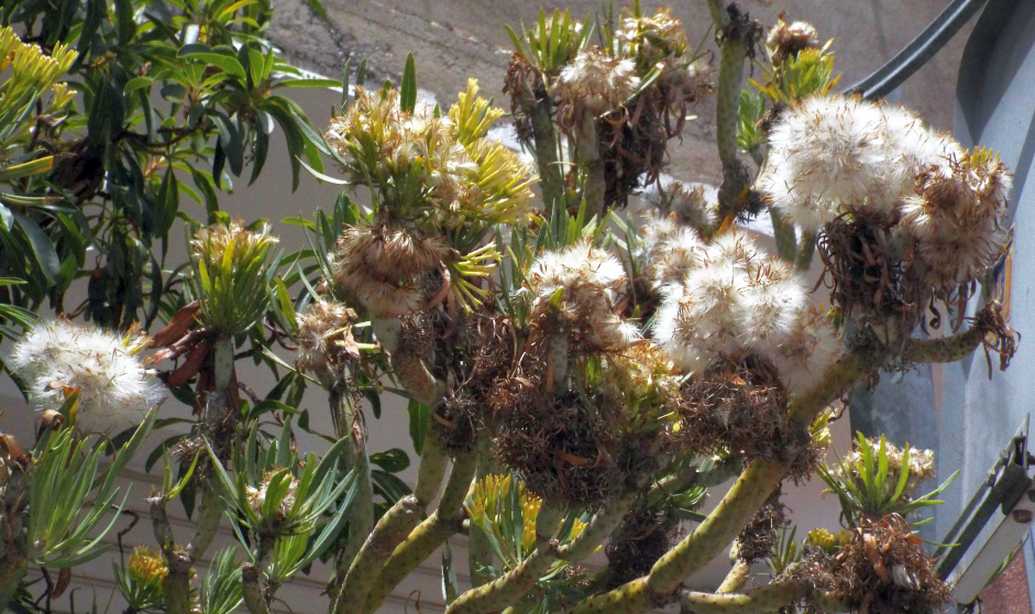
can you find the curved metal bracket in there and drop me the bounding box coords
[846,0,996,100]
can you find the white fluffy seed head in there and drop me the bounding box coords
[10,320,165,433]
[527,243,638,350]
[652,232,811,372]
[639,212,709,289]
[763,305,844,394]
[757,96,937,231]
[554,48,641,119]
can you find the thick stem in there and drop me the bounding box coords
[329,386,373,574]
[332,433,448,613]
[529,97,565,215]
[449,488,637,614]
[0,554,26,611]
[712,5,751,220]
[446,547,559,614]
[680,579,806,614]
[795,232,816,272]
[362,449,477,612]
[716,560,751,594]
[150,497,192,614]
[187,486,223,563]
[573,110,606,218]
[770,209,797,263]
[647,461,785,595]
[242,564,271,614]
[570,352,875,613]
[332,496,424,614]
[903,326,985,364]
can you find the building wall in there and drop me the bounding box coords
[935,1,1035,611]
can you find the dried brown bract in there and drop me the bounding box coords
[604,505,679,588]
[677,356,809,473]
[492,391,624,505]
[736,490,787,563]
[808,514,950,614]
[817,210,922,340]
[503,53,546,147]
[973,301,1019,372]
[435,314,517,452]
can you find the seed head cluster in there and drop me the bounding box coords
[10,320,165,433]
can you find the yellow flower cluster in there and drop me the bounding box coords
[615,7,688,69]
[190,221,279,268]
[806,527,852,553]
[127,546,168,586]
[325,79,535,236]
[467,474,588,557]
[0,26,77,128]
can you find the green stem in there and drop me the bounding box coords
[447,543,559,614]
[770,208,797,263]
[362,449,477,612]
[570,352,875,613]
[573,110,606,218]
[449,488,638,614]
[647,461,785,596]
[150,497,192,614]
[716,559,750,594]
[712,4,751,220]
[332,433,450,613]
[530,97,565,215]
[242,564,271,614]
[795,232,816,272]
[680,580,806,614]
[332,495,424,614]
[903,327,986,364]
[329,386,373,574]
[0,555,26,611]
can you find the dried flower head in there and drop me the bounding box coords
[639,212,709,289]
[332,225,449,317]
[901,146,1012,288]
[764,305,844,394]
[553,48,640,121]
[127,546,168,587]
[10,320,165,433]
[808,515,950,614]
[295,299,360,382]
[526,243,639,351]
[765,16,820,64]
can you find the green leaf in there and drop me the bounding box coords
[0,155,55,181]
[180,47,247,80]
[13,213,59,284]
[298,157,349,185]
[274,78,341,90]
[400,53,417,113]
[370,448,410,473]
[407,399,430,455]
[114,0,135,45]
